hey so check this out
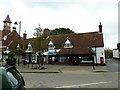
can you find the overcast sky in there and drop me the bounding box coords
[0,0,119,49]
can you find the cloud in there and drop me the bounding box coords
[0,0,119,49]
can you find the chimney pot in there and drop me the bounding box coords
[99,22,102,32]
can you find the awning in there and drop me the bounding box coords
[48,52,58,55]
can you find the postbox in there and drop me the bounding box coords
[100,57,104,65]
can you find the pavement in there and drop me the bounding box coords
[15,64,108,73]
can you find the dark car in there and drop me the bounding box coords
[0,64,25,90]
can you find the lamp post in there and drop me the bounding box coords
[14,21,21,37]
[16,44,20,66]
[14,21,21,66]
[89,47,96,70]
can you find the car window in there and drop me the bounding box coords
[7,69,20,86]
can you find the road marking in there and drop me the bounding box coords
[56,81,112,88]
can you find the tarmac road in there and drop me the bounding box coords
[22,71,118,88]
[106,58,119,72]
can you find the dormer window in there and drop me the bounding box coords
[28,43,32,50]
[64,39,73,48]
[25,43,32,53]
[48,41,55,50]
[16,44,20,49]
[3,36,7,41]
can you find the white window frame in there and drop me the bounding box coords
[48,41,55,50]
[64,39,73,48]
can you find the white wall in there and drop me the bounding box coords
[96,47,105,64]
[113,49,119,58]
[92,47,105,64]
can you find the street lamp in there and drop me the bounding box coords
[89,47,96,70]
[14,21,21,66]
[14,21,21,37]
[16,44,21,66]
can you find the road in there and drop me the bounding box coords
[22,71,118,88]
[21,58,119,88]
[106,58,119,72]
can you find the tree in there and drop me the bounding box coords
[33,24,43,37]
[105,49,113,58]
[33,24,47,67]
[50,27,75,35]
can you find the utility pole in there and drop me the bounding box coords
[14,21,21,66]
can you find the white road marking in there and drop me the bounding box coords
[56,81,112,88]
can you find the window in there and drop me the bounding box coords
[4,22,10,26]
[28,43,32,49]
[7,23,10,26]
[3,36,7,41]
[48,41,55,50]
[48,45,55,50]
[64,39,73,48]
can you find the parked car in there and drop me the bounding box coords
[0,64,25,90]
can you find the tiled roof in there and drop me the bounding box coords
[9,31,104,55]
[48,32,104,55]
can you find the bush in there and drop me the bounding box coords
[105,49,113,58]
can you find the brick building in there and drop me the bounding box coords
[9,22,105,65]
[0,15,20,60]
[0,15,105,65]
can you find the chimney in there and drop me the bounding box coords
[23,31,27,40]
[23,31,27,51]
[99,22,102,32]
[12,27,16,31]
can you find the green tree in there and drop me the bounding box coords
[50,27,75,35]
[33,24,43,37]
[33,24,47,67]
[105,49,113,58]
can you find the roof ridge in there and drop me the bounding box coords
[49,31,99,37]
[75,31,98,35]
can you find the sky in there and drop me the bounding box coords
[0,0,119,49]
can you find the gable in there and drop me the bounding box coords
[48,40,54,45]
[64,39,73,48]
[3,30,20,46]
[65,39,71,44]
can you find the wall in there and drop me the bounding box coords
[113,49,119,58]
[92,47,105,64]
[96,47,105,64]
